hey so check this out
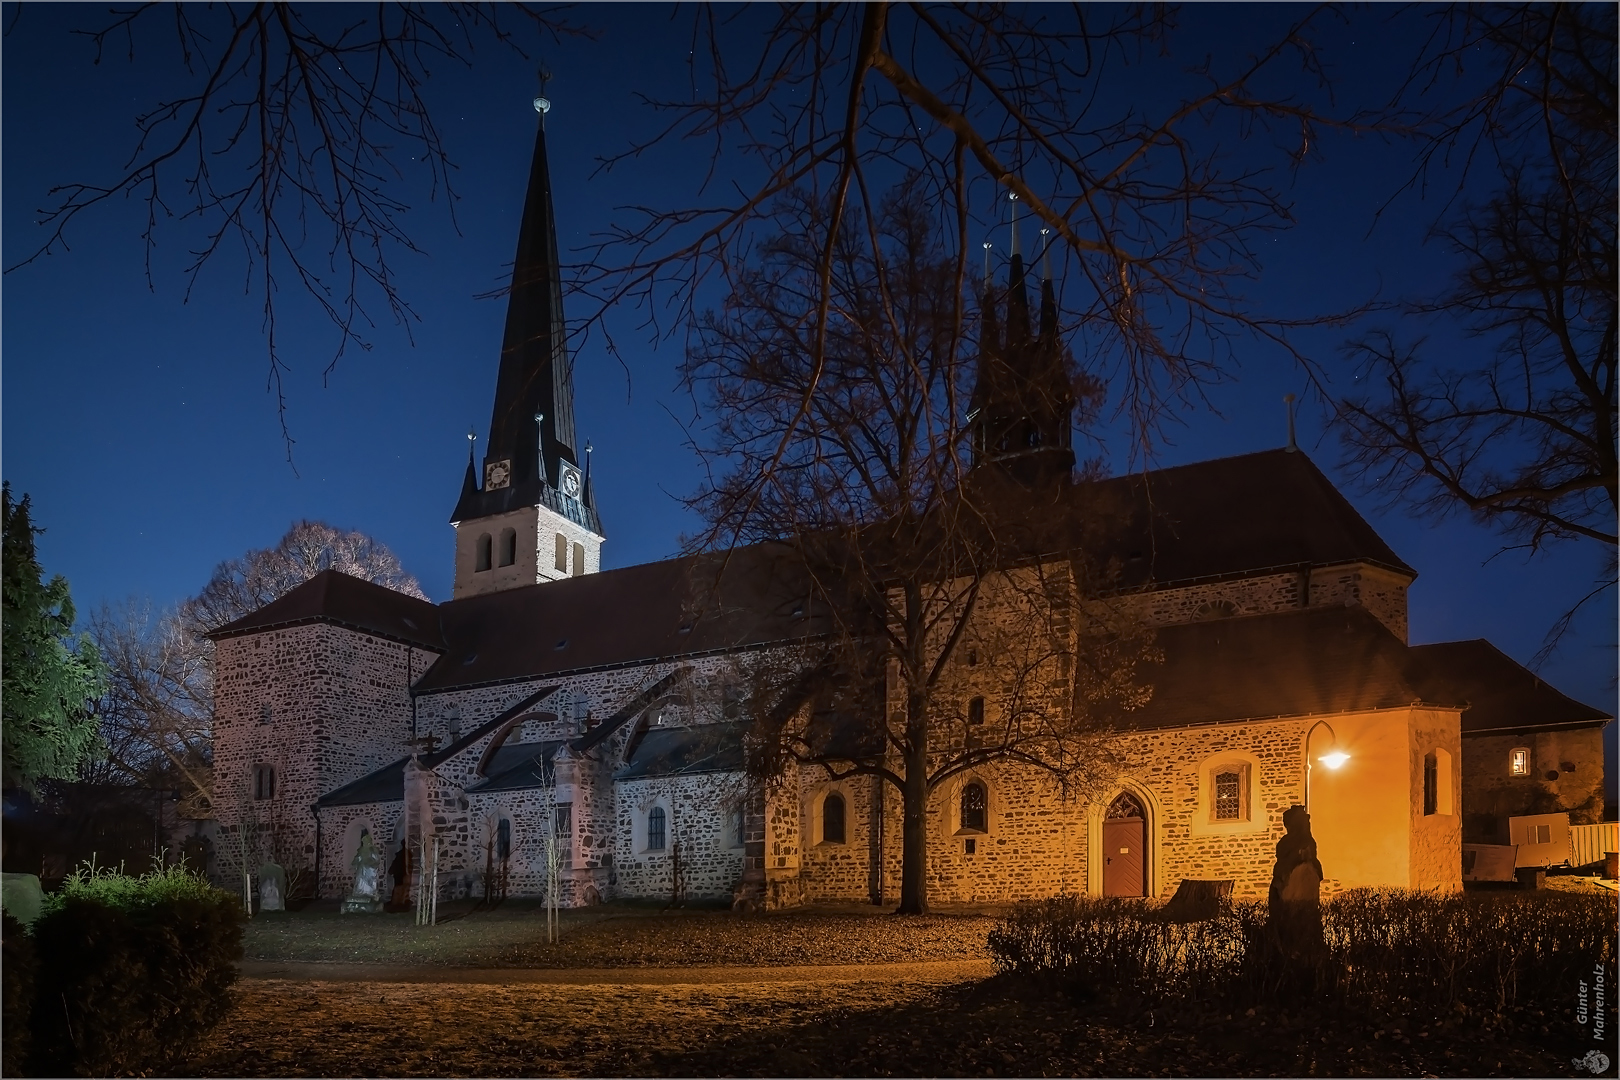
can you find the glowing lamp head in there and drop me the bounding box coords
[1319,751,1349,770]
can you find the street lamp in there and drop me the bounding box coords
[1304,720,1349,812]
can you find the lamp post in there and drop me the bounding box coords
[1304,719,1349,812]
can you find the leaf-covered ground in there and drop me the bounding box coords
[243,902,1003,967]
[184,974,1588,1077]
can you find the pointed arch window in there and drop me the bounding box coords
[496,818,512,860]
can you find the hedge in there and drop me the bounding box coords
[987,888,1618,1016]
[23,861,245,1077]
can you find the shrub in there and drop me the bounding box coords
[26,861,245,1077]
[3,912,36,1076]
[987,889,1618,1017]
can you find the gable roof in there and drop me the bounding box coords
[1082,449,1415,588]
[208,569,444,651]
[1405,640,1611,734]
[414,544,823,693]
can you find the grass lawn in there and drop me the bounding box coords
[244,901,1001,968]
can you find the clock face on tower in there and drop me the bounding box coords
[559,463,582,499]
[484,459,512,490]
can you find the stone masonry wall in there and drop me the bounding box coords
[213,624,435,899]
[1461,726,1609,843]
[1111,563,1410,643]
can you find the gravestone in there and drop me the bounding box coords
[257,861,288,912]
[341,830,385,914]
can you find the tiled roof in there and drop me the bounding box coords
[1080,449,1415,588]
[414,544,824,693]
[316,685,558,808]
[1405,640,1611,734]
[471,740,567,792]
[1116,605,1441,731]
[614,721,749,780]
[207,569,445,651]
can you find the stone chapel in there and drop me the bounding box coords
[208,98,1610,910]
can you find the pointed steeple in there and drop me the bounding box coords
[452,95,601,537]
[490,94,577,489]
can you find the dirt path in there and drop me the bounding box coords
[238,958,995,985]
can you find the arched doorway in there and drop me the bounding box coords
[1102,791,1146,897]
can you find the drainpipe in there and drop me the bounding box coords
[311,802,322,900]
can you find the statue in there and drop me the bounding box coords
[257,860,288,912]
[341,829,385,914]
[1267,805,1325,959]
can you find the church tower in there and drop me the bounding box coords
[967,213,1075,489]
[451,96,605,599]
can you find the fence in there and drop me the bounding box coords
[1569,823,1619,868]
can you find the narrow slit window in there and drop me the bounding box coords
[498,528,517,567]
[555,533,568,572]
[967,697,985,725]
[253,764,276,801]
[496,818,512,860]
[476,533,493,572]
[1423,753,1439,816]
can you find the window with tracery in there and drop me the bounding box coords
[960,782,987,832]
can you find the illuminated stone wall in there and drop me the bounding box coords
[212,624,436,895]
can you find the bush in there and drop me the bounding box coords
[26,861,245,1077]
[3,912,36,1076]
[987,889,1618,1017]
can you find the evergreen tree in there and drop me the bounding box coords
[2,483,105,793]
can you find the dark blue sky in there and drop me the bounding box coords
[3,5,1612,774]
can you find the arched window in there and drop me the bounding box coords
[960,782,987,832]
[572,542,586,576]
[967,697,985,725]
[498,528,517,567]
[822,793,846,844]
[253,763,276,801]
[476,533,493,572]
[496,818,512,860]
[1426,748,1454,815]
[646,806,667,851]
[554,533,568,572]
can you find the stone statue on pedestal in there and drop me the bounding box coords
[341,829,385,914]
[257,860,288,912]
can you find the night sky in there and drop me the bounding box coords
[3,5,1613,784]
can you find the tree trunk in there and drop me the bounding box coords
[896,670,931,914]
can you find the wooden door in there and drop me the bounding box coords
[1102,817,1145,897]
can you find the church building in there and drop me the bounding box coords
[208,98,1610,910]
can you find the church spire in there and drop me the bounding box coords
[452,94,601,536]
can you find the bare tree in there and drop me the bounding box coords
[89,520,427,810]
[584,3,1362,453]
[687,183,1156,914]
[1338,3,1616,658]
[4,3,582,456]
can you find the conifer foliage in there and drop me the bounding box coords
[1,483,105,793]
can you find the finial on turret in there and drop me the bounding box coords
[982,241,992,282]
[467,427,477,465]
[1040,227,1052,281]
[1008,191,1021,260]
